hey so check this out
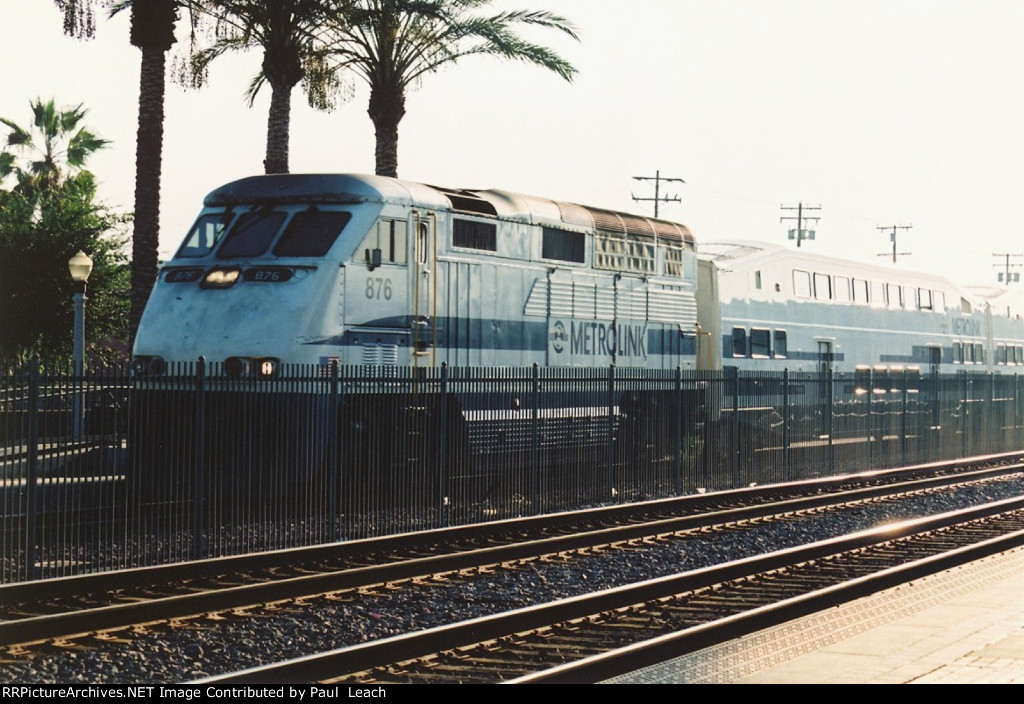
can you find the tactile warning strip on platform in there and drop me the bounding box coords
[605,547,1024,684]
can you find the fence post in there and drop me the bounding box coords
[988,372,997,453]
[827,367,835,475]
[607,364,616,501]
[192,356,206,560]
[867,367,874,467]
[1011,374,1019,446]
[730,367,740,488]
[25,358,40,581]
[961,373,969,458]
[438,363,448,528]
[329,360,340,541]
[674,366,683,495]
[931,369,940,461]
[782,368,790,483]
[531,363,540,513]
[900,369,909,466]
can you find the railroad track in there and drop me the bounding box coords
[2,454,1023,661]
[201,498,1024,684]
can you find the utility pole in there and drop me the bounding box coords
[877,224,913,263]
[632,170,683,218]
[993,253,1024,285]
[780,203,821,247]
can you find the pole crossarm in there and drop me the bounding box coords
[993,253,1024,284]
[631,170,684,218]
[780,203,821,247]
[877,224,913,263]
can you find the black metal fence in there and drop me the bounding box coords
[2,361,1022,583]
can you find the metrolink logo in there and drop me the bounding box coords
[549,319,648,358]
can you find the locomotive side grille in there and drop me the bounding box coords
[523,279,547,317]
[361,344,380,365]
[619,283,646,320]
[648,288,698,325]
[550,281,574,317]
[361,343,399,366]
[574,282,596,320]
[523,279,574,317]
[595,285,615,319]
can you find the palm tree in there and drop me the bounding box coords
[187,0,341,174]
[0,98,109,195]
[0,98,129,368]
[52,0,185,339]
[320,0,578,177]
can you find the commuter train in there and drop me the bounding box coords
[127,174,1024,511]
[133,173,1024,378]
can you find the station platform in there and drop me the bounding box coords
[606,545,1024,684]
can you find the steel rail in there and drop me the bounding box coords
[195,496,1024,684]
[4,461,1021,648]
[513,530,1024,683]
[5,449,1019,605]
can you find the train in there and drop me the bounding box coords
[133,173,1024,378]
[126,174,1024,514]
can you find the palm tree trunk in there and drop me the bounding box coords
[129,44,166,340]
[128,0,177,343]
[265,84,292,174]
[369,84,406,178]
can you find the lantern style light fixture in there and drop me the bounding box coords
[68,250,93,436]
[68,250,94,285]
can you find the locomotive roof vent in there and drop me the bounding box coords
[429,185,499,216]
[556,202,694,248]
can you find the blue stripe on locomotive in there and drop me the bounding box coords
[313,317,696,359]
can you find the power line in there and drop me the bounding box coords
[877,224,913,263]
[780,203,821,247]
[993,253,1024,285]
[631,170,684,218]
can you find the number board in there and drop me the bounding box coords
[163,267,205,284]
[243,267,294,283]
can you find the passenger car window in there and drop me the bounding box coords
[750,328,771,357]
[731,327,747,357]
[774,330,788,358]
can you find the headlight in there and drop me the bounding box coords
[132,356,167,377]
[201,267,241,289]
[258,358,280,377]
[224,356,251,377]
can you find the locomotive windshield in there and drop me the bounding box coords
[176,212,232,258]
[175,207,353,260]
[218,211,287,258]
[274,210,352,257]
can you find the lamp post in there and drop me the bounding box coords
[68,250,93,436]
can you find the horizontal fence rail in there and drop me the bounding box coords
[2,361,1022,583]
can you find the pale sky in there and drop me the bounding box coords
[2,0,1022,288]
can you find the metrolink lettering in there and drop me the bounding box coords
[570,321,647,358]
[952,318,981,336]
